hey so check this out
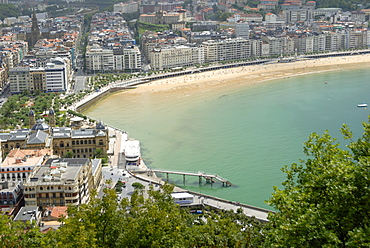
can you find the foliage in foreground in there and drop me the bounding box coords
[265,120,370,247]
[1,184,264,248]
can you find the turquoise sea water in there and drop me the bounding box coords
[84,66,370,210]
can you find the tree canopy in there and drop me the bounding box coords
[265,120,370,247]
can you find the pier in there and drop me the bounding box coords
[148,169,233,187]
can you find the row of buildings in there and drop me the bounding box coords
[0,11,81,94]
[9,57,70,93]
[85,12,141,73]
[85,1,370,72]
[143,27,370,70]
[0,114,109,217]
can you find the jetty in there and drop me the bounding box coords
[148,169,233,187]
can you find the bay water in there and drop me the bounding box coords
[84,67,370,209]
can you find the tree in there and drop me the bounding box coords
[0,214,44,247]
[64,151,74,158]
[265,120,370,247]
[132,182,144,190]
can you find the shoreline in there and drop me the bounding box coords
[124,54,370,95]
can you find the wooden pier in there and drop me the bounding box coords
[149,169,233,187]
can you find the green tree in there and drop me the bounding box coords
[0,214,44,247]
[44,183,265,247]
[265,121,370,247]
[132,182,144,190]
[64,151,74,158]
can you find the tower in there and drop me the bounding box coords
[28,109,35,127]
[29,9,40,47]
[49,108,55,127]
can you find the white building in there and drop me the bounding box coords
[149,45,203,70]
[45,60,68,92]
[85,48,113,73]
[113,46,142,72]
[203,38,251,62]
[235,22,249,39]
[9,67,32,94]
[114,2,139,13]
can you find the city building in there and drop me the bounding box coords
[0,149,51,182]
[0,181,23,213]
[235,22,250,39]
[149,44,203,70]
[203,38,252,62]
[23,158,95,207]
[139,11,183,24]
[114,2,139,13]
[85,46,141,73]
[9,57,69,94]
[0,117,109,159]
[13,206,41,226]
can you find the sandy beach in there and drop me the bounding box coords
[128,54,370,95]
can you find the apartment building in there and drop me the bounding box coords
[0,149,51,182]
[348,30,368,49]
[45,60,68,92]
[235,23,250,39]
[86,46,141,73]
[85,48,113,73]
[113,46,142,72]
[9,58,69,93]
[23,158,96,207]
[149,45,203,70]
[262,36,295,55]
[139,11,182,24]
[203,38,251,62]
[114,2,139,13]
[0,181,23,210]
[9,67,32,93]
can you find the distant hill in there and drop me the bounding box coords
[0,4,21,21]
[309,0,369,11]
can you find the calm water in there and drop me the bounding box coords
[84,67,370,209]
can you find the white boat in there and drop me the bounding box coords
[357,103,368,108]
[124,140,141,164]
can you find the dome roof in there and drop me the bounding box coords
[49,109,55,115]
[96,121,106,130]
[31,119,50,131]
[28,109,35,116]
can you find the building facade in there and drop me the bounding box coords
[23,158,95,207]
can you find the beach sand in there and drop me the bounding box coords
[126,54,370,95]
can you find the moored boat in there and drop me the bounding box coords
[357,103,368,108]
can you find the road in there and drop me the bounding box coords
[74,75,89,93]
